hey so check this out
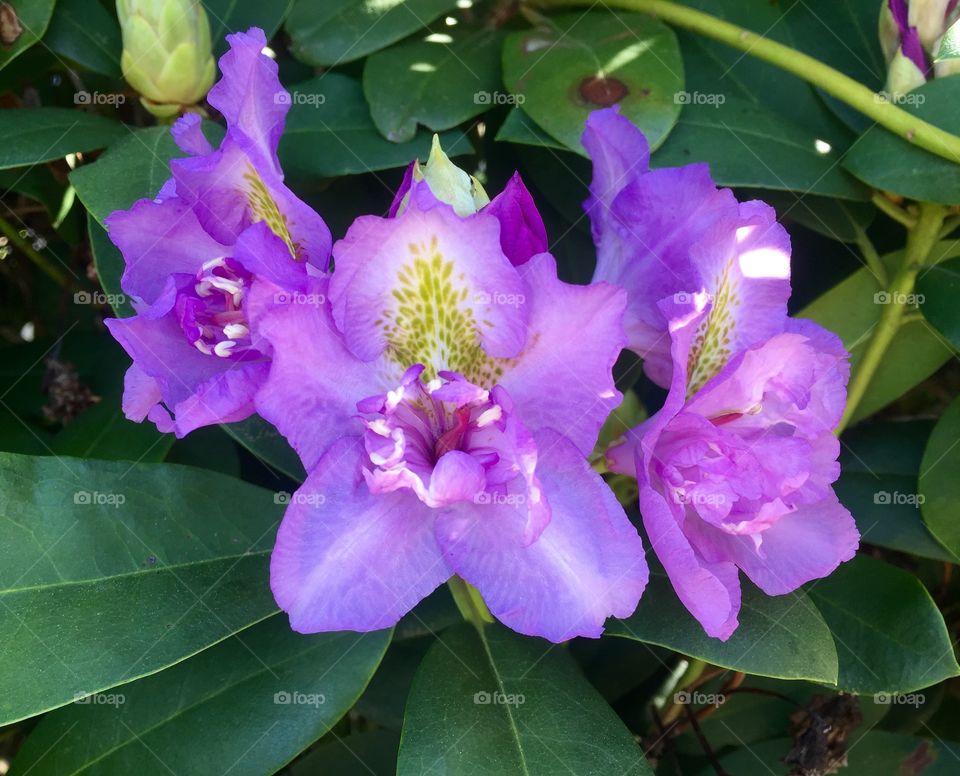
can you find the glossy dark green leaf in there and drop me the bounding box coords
[203,0,294,57]
[0,109,126,170]
[843,79,960,205]
[806,555,959,694]
[10,616,390,776]
[677,0,853,150]
[398,623,651,775]
[44,0,122,77]
[800,242,960,423]
[222,415,305,482]
[0,0,55,71]
[278,74,472,177]
[918,256,960,349]
[363,28,502,142]
[652,98,868,199]
[285,0,457,66]
[748,189,876,243]
[919,396,960,559]
[784,0,887,132]
[708,731,960,775]
[87,214,130,316]
[837,420,953,562]
[502,11,683,154]
[0,452,282,725]
[494,107,566,150]
[609,571,838,684]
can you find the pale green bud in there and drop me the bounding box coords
[396,136,489,217]
[117,0,216,117]
[909,0,954,52]
[879,2,901,62]
[885,47,929,98]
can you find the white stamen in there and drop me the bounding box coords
[213,340,237,358]
[207,276,243,295]
[475,405,502,427]
[195,281,214,297]
[194,340,213,355]
[201,257,228,272]
[223,323,249,340]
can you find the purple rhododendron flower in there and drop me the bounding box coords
[582,106,791,389]
[255,177,648,643]
[105,28,331,436]
[585,108,859,640]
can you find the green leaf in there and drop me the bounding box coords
[87,214,131,316]
[222,415,305,482]
[0,166,64,217]
[0,109,126,171]
[10,617,390,776]
[0,0,55,72]
[918,256,960,350]
[398,623,651,775]
[843,79,960,205]
[0,452,282,725]
[363,28,502,143]
[609,571,839,684]
[278,74,472,177]
[285,0,457,66]
[747,189,875,243]
[806,555,960,694]
[677,0,853,150]
[495,107,567,150]
[936,17,960,61]
[204,0,294,56]
[69,125,195,225]
[502,11,683,154]
[799,242,960,423]
[919,396,960,559]
[837,421,953,562]
[652,98,868,199]
[44,0,122,77]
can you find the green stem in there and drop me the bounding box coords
[872,192,918,228]
[0,214,68,287]
[448,576,495,628]
[533,0,960,163]
[837,202,947,434]
[853,223,888,286]
[939,214,960,239]
[660,658,708,725]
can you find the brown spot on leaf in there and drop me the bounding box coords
[0,2,23,47]
[579,76,628,107]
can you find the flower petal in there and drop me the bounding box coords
[499,253,626,455]
[255,277,385,471]
[271,436,451,633]
[484,172,548,266]
[434,429,648,642]
[329,197,529,369]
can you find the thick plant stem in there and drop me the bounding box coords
[837,202,947,433]
[872,192,918,229]
[0,215,68,287]
[448,576,495,628]
[532,0,960,163]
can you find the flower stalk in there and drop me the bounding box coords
[837,201,947,433]
[531,0,960,163]
[448,576,495,628]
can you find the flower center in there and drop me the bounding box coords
[357,364,540,511]
[176,257,261,361]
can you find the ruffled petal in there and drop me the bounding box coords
[329,196,529,367]
[206,27,287,173]
[254,277,385,471]
[434,429,648,642]
[106,197,229,303]
[171,112,214,156]
[271,436,451,633]
[499,253,626,455]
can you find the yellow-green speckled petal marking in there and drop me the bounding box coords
[244,166,302,260]
[686,260,739,396]
[377,235,506,386]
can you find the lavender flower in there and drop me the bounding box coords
[255,168,648,643]
[584,108,859,640]
[105,28,331,436]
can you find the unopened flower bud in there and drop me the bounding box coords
[117,0,216,118]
